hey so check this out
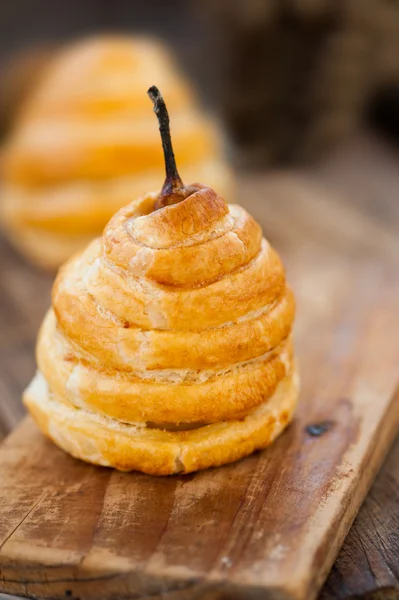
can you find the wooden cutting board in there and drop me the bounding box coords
[0,175,399,600]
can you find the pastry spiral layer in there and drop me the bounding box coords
[24,185,298,474]
[0,36,233,268]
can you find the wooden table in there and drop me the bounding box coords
[0,132,398,600]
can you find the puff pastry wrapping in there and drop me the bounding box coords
[23,183,298,475]
[0,36,234,268]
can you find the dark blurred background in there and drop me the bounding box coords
[1,0,399,165]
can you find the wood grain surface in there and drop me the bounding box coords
[0,132,398,599]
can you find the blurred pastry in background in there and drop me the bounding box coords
[0,35,233,269]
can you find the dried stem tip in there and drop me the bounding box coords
[147,85,186,208]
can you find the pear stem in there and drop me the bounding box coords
[147,85,184,202]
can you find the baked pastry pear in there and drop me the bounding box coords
[0,36,233,269]
[23,87,298,475]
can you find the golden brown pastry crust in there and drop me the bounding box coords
[24,369,298,475]
[38,309,294,424]
[24,184,298,474]
[1,36,234,268]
